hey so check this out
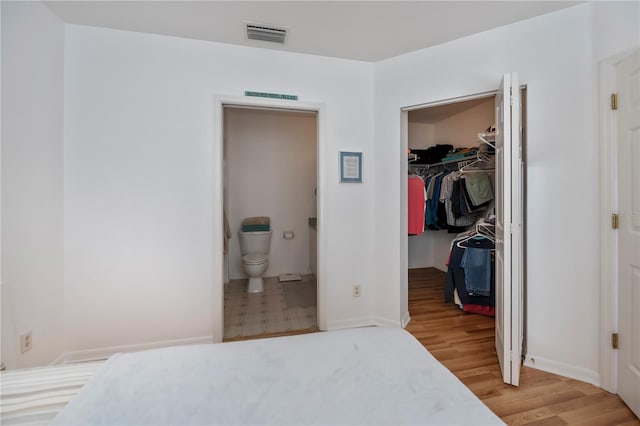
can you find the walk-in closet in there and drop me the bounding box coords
[405,77,527,385]
[408,96,496,266]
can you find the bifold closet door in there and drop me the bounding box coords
[495,72,523,386]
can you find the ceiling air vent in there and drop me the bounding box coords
[246,24,287,44]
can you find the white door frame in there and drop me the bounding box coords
[212,94,327,342]
[597,47,639,393]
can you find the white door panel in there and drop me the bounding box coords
[495,72,523,386]
[616,48,640,418]
[495,78,508,382]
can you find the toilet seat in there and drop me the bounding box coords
[242,254,268,264]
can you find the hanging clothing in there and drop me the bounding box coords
[464,173,494,207]
[445,236,495,313]
[407,142,496,317]
[461,178,490,213]
[463,304,495,316]
[439,173,476,229]
[424,173,439,229]
[408,176,426,235]
[460,246,492,296]
[428,173,447,230]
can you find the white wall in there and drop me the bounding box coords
[407,236,434,270]
[433,100,494,147]
[374,3,629,383]
[408,99,494,149]
[225,108,317,279]
[64,25,375,353]
[592,1,640,63]
[7,0,637,370]
[407,122,434,149]
[1,1,65,368]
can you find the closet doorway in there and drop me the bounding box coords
[212,96,326,343]
[402,74,527,386]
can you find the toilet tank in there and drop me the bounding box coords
[239,231,272,255]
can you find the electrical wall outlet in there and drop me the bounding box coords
[20,331,32,353]
[352,285,361,297]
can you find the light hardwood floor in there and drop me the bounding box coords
[406,267,639,426]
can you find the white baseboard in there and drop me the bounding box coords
[56,315,411,365]
[524,354,600,387]
[326,316,405,330]
[51,352,67,365]
[371,316,403,328]
[326,317,377,330]
[401,311,411,328]
[53,336,213,365]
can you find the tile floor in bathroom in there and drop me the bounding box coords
[223,275,317,339]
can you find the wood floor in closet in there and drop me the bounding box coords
[406,267,639,426]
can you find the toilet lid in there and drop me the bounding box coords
[242,254,268,264]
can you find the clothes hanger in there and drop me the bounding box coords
[456,232,495,249]
[476,222,496,240]
[456,222,496,248]
[459,157,494,174]
[456,232,484,249]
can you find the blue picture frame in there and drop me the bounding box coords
[339,151,362,183]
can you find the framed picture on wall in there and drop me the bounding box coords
[339,151,362,183]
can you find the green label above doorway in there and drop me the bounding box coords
[244,91,298,101]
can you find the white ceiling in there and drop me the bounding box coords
[46,1,581,62]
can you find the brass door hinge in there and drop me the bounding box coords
[612,213,619,229]
[611,93,618,110]
[612,333,619,349]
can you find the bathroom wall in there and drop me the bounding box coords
[225,107,317,280]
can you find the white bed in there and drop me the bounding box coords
[51,327,503,425]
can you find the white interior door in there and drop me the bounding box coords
[615,49,640,418]
[495,72,523,386]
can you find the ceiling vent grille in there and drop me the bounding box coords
[246,24,286,44]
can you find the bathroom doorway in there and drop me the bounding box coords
[221,105,319,340]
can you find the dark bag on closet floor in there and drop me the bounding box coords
[409,144,453,164]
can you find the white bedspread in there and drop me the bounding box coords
[52,327,504,425]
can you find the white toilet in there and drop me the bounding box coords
[239,230,272,293]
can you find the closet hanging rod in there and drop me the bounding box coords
[407,154,477,170]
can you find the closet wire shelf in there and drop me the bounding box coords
[408,130,496,176]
